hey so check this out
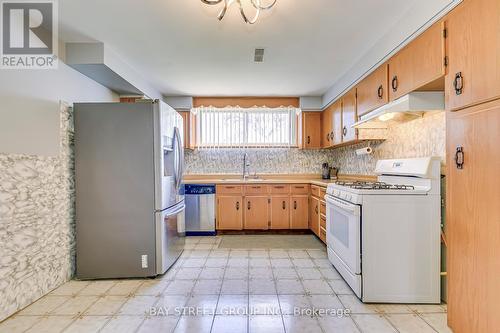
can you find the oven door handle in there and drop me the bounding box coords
[326,196,359,215]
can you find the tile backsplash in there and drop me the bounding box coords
[185,112,446,175]
[185,148,336,174]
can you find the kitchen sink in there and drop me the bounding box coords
[221,178,265,182]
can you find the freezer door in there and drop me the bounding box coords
[156,201,186,274]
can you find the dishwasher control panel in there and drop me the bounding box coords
[184,184,216,195]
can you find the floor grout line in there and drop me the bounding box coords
[2,236,448,333]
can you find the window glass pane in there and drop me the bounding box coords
[193,107,299,148]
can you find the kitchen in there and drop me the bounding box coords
[0,0,498,333]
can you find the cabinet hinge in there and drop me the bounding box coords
[443,28,447,38]
[444,56,449,67]
[268,198,271,204]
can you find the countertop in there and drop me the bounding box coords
[183,174,375,187]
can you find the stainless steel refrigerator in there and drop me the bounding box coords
[74,100,185,279]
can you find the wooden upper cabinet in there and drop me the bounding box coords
[244,196,269,230]
[321,105,333,148]
[388,20,446,101]
[332,100,343,145]
[270,197,290,229]
[300,112,322,149]
[217,196,243,230]
[341,88,358,142]
[445,0,500,111]
[179,111,196,149]
[357,64,389,116]
[446,99,500,333]
[290,196,309,229]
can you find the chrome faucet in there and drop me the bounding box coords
[243,153,250,180]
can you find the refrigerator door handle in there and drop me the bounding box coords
[173,127,184,191]
[166,202,186,216]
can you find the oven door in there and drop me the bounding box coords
[325,195,361,274]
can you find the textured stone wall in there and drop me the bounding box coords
[0,103,75,321]
[185,148,337,175]
[184,112,446,175]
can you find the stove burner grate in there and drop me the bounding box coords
[335,181,415,190]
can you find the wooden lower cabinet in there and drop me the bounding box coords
[244,196,270,230]
[216,183,311,233]
[447,100,500,333]
[270,196,290,229]
[217,196,243,230]
[290,196,309,229]
[309,196,320,236]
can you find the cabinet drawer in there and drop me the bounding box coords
[244,185,269,195]
[320,215,326,230]
[319,227,327,243]
[217,185,243,194]
[311,185,320,197]
[270,184,290,194]
[319,187,327,199]
[320,201,326,216]
[291,184,310,195]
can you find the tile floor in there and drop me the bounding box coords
[0,236,451,333]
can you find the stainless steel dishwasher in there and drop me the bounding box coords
[183,184,216,236]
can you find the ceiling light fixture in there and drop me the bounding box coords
[201,0,277,24]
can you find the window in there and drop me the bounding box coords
[192,106,300,148]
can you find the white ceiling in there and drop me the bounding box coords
[59,0,451,97]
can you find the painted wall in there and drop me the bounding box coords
[0,62,117,156]
[0,62,117,321]
[184,112,446,175]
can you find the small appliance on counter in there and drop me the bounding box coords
[322,163,339,180]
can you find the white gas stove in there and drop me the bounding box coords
[325,157,442,303]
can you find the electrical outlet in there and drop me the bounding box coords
[141,255,148,268]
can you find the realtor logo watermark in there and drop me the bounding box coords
[1,0,58,69]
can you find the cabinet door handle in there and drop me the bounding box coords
[282,201,286,210]
[326,133,330,142]
[342,126,347,137]
[377,84,384,98]
[391,75,398,92]
[454,72,463,95]
[307,136,311,144]
[455,146,464,169]
[251,186,261,189]
[294,201,297,210]
[247,201,251,210]
[294,186,305,189]
[274,186,285,189]
[315,205,318,214]
[236,201,240,210]
[330,131,334,139]
[225,186,235,189]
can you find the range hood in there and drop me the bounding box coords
[353,92,444,129]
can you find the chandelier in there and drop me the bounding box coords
[201,0,277,24]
